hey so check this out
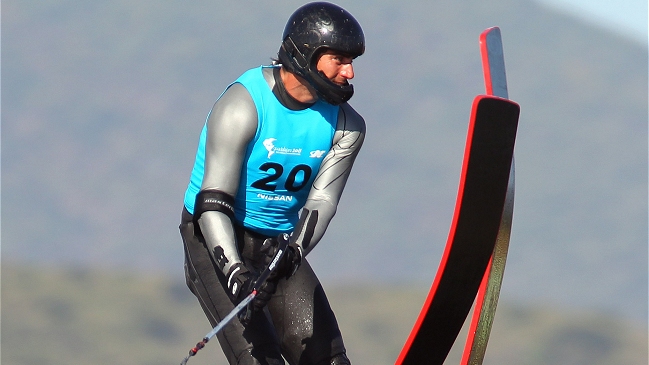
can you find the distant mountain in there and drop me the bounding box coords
[2,0,647,324]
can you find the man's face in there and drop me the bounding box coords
[316,50,355,86]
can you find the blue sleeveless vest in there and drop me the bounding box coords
[184,66,339,235]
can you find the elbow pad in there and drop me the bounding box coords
[192,189,236,236]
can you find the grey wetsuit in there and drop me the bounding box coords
[179,65,365,365]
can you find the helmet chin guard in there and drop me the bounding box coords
[278,2,365,105]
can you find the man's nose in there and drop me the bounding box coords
[340,63,354,80]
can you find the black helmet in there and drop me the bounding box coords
[277,2,365,105]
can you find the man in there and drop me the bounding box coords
[179,2,365,364]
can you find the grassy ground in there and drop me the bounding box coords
[2,264,646,365]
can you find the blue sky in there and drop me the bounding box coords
[537,0,647,44]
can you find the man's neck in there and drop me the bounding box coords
[279,67,318,104]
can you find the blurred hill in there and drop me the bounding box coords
[1,0,647,333]
[2,264,646,365]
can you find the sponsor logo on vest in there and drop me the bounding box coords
[263,138,302,158]
[309,150,327,158]
[257,193,294,202]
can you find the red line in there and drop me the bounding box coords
[395,96,484,364]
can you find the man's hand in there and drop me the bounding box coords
[226,262,281,325]
[231,233,301,325]
[225,263,254,304]
[262,234,303,280]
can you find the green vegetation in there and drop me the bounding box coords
[2,265,646,365]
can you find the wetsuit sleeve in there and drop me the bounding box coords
[197,83,257,275]
[291,103,365,255]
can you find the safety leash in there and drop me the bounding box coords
[179,291,256,365]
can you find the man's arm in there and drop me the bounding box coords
[291,103,366,255]
[197,83,257,275]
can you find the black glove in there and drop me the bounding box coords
[226,262,279,325]
[281,243,302,278]
[238,279,278,325]
[225,263,255,304]
[259,233,303,280]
